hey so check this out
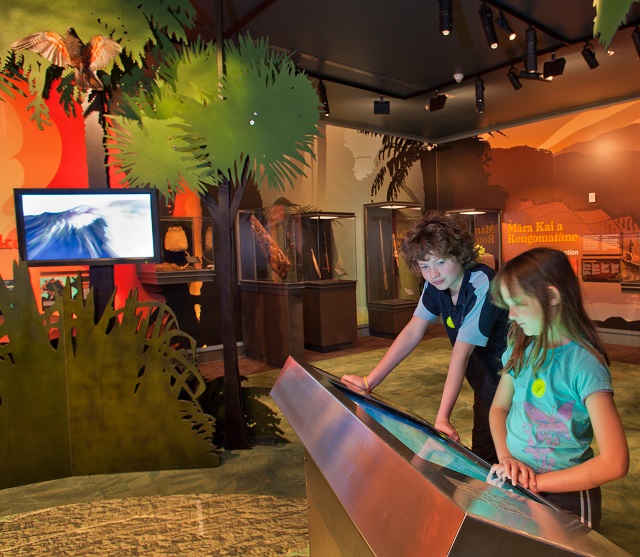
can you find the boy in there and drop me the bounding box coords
[342,210,508,463]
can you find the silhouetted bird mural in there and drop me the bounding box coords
[11,27,122,90]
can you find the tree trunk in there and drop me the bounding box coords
[85,91,115,322]
[216,177,252,449]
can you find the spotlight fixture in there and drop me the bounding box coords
[374,95,390,115]
[518,70,551,82]
[475,78,485,113]
[479,2,498,49]
[428,92,447,112]
[633,27,640,59]
[525,26,538,73]
[543,52,566,79]
[495,10,516,40]
[581,42,599,69]
[507,66,522,90]
[318,80,330,116]
[439,0,452,36]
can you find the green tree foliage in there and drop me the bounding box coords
[107,34,321,198]
[594,0,639,48]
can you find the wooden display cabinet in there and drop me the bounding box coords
[301,212,358,352]
[236,205,304,366]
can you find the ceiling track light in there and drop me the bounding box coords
[495,10,516,41]
[581,42,599,69]
[632,27,640,59]
[439,0,452,36]
[543,51,566,79]
[525,26,538,73]
[507,66,522,90]
[428,92,447,112]
[517,70,551,82]
[318,80,330,116]
[475,78,485,113]
[479,2,498,49]
[374,95,390,115]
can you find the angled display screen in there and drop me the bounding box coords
[14,188,162,267]
[333,380,549,505]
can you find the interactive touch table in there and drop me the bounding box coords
[271,357,631,557]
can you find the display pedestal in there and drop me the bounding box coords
[367,299,418,338]
[240,280,304,367]
[303,280,357,352]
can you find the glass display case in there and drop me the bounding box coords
[446,208,502,270]
[301,212,358,352]
[137,215,218,349]
[236,205,305,366]
[364,202,423,337]
[300,212,357,281]
[158,216,213,270]
[236,204,303,283]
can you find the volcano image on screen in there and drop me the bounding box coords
[14,189,161,266]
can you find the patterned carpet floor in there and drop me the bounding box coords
[0,494,308,557]
[0,336,638,556]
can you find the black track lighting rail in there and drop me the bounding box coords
[408,14,640,101]
[281,10,640,106]
[485,0,570,45]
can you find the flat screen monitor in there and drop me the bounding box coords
[14,188,162,267]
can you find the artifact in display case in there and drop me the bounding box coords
[446,208,502,270]
[137,215,219,349]
[364,202,423,337]
[138,216,214,280]
[301,212,358,352]
[157,216,213,270]
[237,204,303,283]
[301,212,357,281]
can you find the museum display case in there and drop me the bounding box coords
[301,212,358,352]
[446,208,502,270]
[236,205,304,366]
[364,202,423,337]
[236,204,303,283]
[137,216,219,348]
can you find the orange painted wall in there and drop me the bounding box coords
[435,100,640,330]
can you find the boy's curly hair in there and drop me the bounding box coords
[401,209,479,273]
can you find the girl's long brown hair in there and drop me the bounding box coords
[490,247,609,376]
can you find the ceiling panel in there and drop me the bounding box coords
[192,0,640,142]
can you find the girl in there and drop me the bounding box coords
[488,247,629,529]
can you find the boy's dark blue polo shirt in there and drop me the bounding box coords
[414,263,509,405]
